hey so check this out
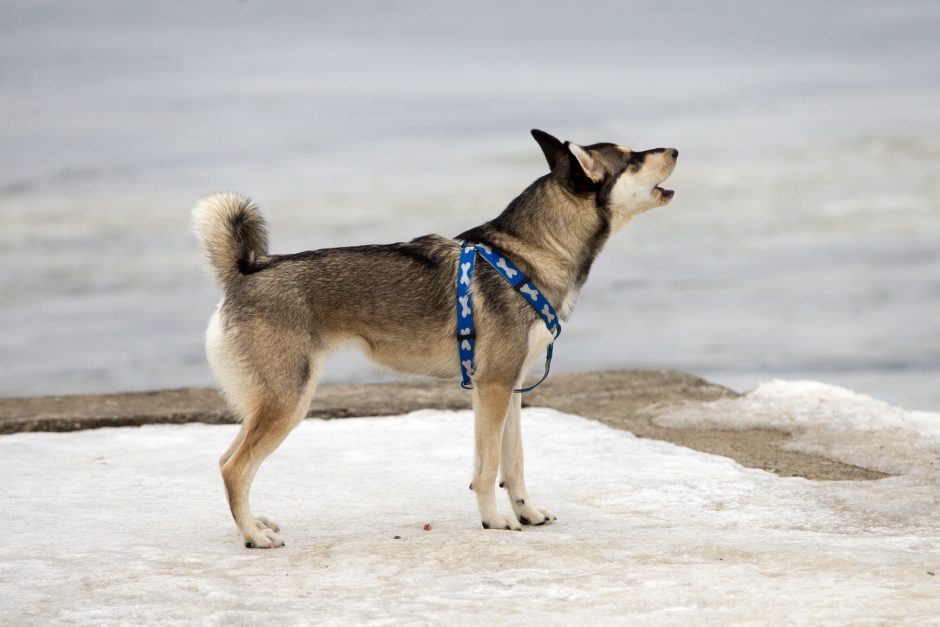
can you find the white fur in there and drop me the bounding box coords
[567,143,600,182]
[607,151,676,231]
[521,321,554,384]
[204,301,252,421]
[560,287,580,319]
[608,174,650,229]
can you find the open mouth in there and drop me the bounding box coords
[655,185,674,200]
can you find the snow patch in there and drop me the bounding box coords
[649,380,940,476]
[1,405,938,624]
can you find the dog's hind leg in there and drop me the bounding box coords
[470,382,521,531]
[219,424,282,533]
[220,361,319,549]
[499,393,557,526]
[219,423,246,468]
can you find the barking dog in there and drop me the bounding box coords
[193,130,677,548]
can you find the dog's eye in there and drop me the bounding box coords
[620,150,647,172]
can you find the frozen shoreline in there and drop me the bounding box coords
[0,369,895,481]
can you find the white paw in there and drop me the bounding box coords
[255,516,280,532]
[243,526,285,549]
[481,513,522,531]
[512,501,557,526]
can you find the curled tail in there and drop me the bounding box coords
[192,192,269,290]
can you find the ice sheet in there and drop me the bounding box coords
[1,1,939,409]
[2,403,938,624]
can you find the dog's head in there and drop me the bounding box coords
[531,129,677,227]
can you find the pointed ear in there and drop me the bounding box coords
[531,129,566,170]
[566,142,604,186]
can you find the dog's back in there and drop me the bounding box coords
[194,194,465,397]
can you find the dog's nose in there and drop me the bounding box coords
[671,149,679,159]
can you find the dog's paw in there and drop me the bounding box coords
[243,526,285,549]
[512,501,557,526]
[481,513,522,531]
[255,516,280,532]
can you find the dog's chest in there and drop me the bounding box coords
[559,287,580,320]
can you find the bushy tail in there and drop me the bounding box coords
[192,192,269,290]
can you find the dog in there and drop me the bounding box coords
[192,129,677,548]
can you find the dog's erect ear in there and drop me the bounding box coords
[531,129,566,170]
[565,141,604,187]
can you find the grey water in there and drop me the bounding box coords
[2,0,938,409]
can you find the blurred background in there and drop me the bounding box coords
[1,0,938,409]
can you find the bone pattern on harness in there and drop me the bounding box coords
[455,241,561,392]
[496,257,517,279]
[519,283,539,302]
[541,304,556,325]
[456,245,478,388]
[459,262,472,286]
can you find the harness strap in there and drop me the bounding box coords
[456,242,561,392]
[456,244,478,389]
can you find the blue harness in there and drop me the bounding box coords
[456,241,561,392]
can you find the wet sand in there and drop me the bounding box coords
[0,370,886,481]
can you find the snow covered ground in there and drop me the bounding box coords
[1,381,939,624]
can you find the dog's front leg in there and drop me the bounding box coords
[470,382,521,530]
[499,393,557,526]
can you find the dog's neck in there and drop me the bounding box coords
[457,175,613,320]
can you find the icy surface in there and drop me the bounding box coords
[2,398,939,624]
[652,380,940,477]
